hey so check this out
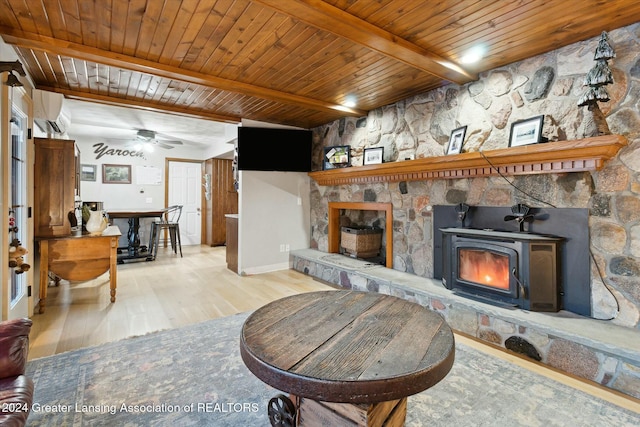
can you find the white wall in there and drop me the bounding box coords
[73,136,207,246]
[238,170,310,275]
[75,136,205,209]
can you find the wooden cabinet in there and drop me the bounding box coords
[34,137,76,238]
[204,158,238,246]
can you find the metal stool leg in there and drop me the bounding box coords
[170,226,177,253]
[148,222,158,259]
[154,223,163,258]
[175,224,182,257]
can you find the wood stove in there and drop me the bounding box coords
[441,228,563,312]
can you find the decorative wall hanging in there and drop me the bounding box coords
[80,164,97,181]
[578,31,614,137]
[102,164,131,184]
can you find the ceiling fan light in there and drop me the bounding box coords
[134,143,143,151]
[143,144,155,153]
[343,95,357,108]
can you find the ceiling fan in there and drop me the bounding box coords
[108,129,184,151]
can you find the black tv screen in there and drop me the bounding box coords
[237,127,312,172]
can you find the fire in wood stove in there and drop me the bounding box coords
[459,249,510,290]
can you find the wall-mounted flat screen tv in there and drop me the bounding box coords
[237,127,312,172]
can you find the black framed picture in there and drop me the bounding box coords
[363,147,384,165]
[509,115,544,147]
[323,145,351,170]
[446,126,467,155]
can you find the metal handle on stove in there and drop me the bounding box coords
[512,268,527,299]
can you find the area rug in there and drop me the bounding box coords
[26,312,639,426]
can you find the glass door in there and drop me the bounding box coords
[7,105,29,318]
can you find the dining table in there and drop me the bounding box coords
[106,208,166,263]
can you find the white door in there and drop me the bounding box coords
[2,89,30,319]
[168,161,202,245]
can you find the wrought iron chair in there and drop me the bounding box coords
[149,205,183,258]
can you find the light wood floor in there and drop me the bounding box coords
[28,244,334,359]
[28,245,640,414]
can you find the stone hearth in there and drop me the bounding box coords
[291,249,640,399]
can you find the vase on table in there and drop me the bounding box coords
[86,210,108,235]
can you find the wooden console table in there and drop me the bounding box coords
[37,226,121,314]
[240,290,455,426]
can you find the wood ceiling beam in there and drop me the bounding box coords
[253,0,477,85]
[38,86,241,124]
[0,28,368,118]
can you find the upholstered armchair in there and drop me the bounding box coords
[0,318,34,427]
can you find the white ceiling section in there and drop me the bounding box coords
[63,99,238,154]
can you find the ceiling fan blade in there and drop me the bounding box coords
[155,142,175,149]
[106,138,135,144]
[154,130,184,143]
[157,139,183,145]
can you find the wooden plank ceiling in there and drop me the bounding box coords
[1,0,638,129]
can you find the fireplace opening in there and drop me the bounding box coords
[328,202,393,268]
[442,228,563,312]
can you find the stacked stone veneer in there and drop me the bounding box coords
[309,23,640,328]
[291,250,640,399]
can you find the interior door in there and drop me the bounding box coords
[168,160,202,245]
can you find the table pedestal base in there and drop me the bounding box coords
[294,395,407,427]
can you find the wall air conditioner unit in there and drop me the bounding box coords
[32,89,71,135]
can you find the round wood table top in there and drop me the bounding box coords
[240,290,455,404]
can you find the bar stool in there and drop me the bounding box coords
[149,205,183,259]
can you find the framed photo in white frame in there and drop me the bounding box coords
[363,147,384,165]
[509,115,544,147]
[446,126,467,155]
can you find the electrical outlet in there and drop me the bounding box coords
[279,244,285,252]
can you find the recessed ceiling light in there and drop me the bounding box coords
[343,95,358,108]
[460,45,486,64]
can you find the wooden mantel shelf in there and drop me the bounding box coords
[309,135,627,186]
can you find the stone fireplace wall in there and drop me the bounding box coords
[309,23,640,329]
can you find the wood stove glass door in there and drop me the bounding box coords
[459,248,510,290]
[452,241,520,301]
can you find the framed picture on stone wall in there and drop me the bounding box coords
[363,147,384,165]
[323,145,351,170]
[446,126,467,155]
[509,115,544,147]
